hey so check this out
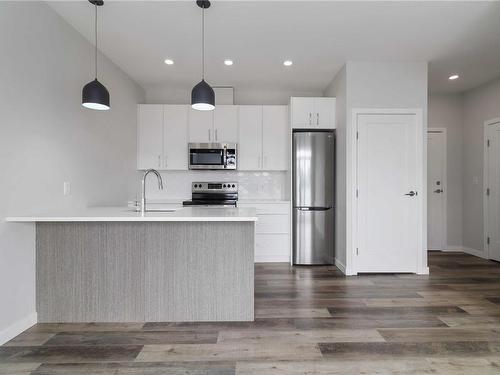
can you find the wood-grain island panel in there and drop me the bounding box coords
[36,222,254,322]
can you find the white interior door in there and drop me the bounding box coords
[427,130,446,250]
[356,113,420,273]
[486,122,500,261]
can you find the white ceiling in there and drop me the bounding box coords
[48,1,500,94]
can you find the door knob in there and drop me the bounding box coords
[404,191,417,197]
[434,189,443,193]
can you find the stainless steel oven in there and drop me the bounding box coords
[188,143,237,170]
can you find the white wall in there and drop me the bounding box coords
[326,61,428,274]
[428,94,464,249]
[462,76,500,253]
[145,85,322,105]
[324,66,347,271]
[0,2,144,343]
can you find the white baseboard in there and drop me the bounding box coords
[444,245,463,252]
[255,255,290,263]
[335,258,346,274]
[440,245,487,259]
[462,246,487,259]
[0,312,37,345]
[418,267,430,275]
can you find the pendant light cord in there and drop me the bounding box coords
[201,5,205,80]
[94,3,98,79]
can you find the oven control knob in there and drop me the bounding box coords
[223,184,227,188]
[232,184,235,188]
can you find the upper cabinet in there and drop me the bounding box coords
[188,106,238,143]
[137,104,188,170]
[238,105,289,171]
[214,105,238,142]
[290,97,336,129]
[163,105,188,170]
[188,108,213,143]
[238,106,263,170]
[262,106,288,170]
[138,104,289,171]
[137,104,164,170]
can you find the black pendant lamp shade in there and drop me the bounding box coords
[191,79,215,111]
[82,0,110,111]
[82,79,110,110]
[191,0,215,111]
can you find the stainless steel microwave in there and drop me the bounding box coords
[188,143,237,170]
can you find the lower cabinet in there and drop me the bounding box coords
[238,201,290,262]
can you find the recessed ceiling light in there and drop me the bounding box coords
[164,59,174,65]
[283,60,293,66]
[224,59,233,66]
[449,74,459,80]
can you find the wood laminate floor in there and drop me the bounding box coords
[3,252,500,374]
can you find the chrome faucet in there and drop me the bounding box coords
[141,169,164,214]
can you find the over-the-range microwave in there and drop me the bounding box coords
[188,142,237,170]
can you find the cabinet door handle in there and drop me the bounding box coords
[215,129,218,141]
[309,113,312,126]
[208,129,211,141]
[317,113,319,126]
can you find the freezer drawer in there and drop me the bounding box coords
[293,207,334,265]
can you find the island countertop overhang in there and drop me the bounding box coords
[5,206,258,222]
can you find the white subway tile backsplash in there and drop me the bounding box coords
[136,171,289,202]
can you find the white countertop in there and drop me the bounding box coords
[5,206,258,223]
[238,199,290,204]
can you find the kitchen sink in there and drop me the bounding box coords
[129,207,179,213]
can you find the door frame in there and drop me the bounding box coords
[483,117,500,259]
[349,108,427,275]
[427,127,448,251]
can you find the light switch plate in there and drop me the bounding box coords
[63,181,71,196]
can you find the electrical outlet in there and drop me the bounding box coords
[63,181,71,196]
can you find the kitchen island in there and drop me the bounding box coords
[6,207,257,323]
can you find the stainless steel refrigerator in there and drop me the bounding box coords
[293,131,335,265]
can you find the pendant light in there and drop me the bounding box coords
[82,0,110,111]
[191,0,215,111]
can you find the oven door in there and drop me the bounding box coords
[189,144,225,170]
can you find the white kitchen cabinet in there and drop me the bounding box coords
[214,105,238,142]
[238,106,263,170]
[290,97,336,129]
[188,106,238,143]
[137,104,188,170]
[290,97,315,127]
[262,105,289,170]
[163,105,188,170]
[238,201,291,262]
[238,105,288,171]
[314,97,336,129]
[188,108,214,143]
[137,104,163,169]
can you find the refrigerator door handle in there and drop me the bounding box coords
[296,206,332,211]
